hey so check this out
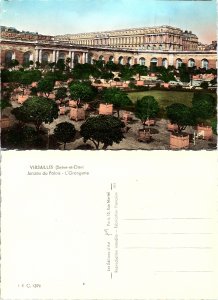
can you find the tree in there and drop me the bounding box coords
[54,122,76,149]
[178,63,190,83]
[37,78,55,97]
[200,81,209,89]
[102,88,132,118]
[135,96,159,128]
[157,68,176,83]
[56,59,65,71]
[19,72,34,94]
[3,125,39,149]
[119,66,135,81]
[6,59,19,68]
[55,87,67,101]
[80,115,125,149]
[191,93,216,124]
[1,97,12,110]
[69,82,96,102]
[166,103,193,134]
[72,63,99,80]
[132,64,148,80]
[12,96,59,132]
[105,61,120,72]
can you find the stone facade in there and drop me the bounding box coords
[1,26,216,69]
[55,25,198,51]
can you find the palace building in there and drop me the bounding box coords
[55,25,198,51]
[1,25,216,70]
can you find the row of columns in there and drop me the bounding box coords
[73,34,189,49]
[34,48,89,66]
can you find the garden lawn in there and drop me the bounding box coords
[128,90,194,108]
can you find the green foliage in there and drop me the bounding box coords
[211,118,217,135]
[56,59,66,71]
[72,63,101,80]
[128,82,136,89]
[119,66,135,81]
[200,81,209,89]
[105,61,120,72]
[80,115,125,149]
[166,103,193,133]
[12,96,59,131]
[31,87,38,95]
[43,70,68,81]
[100,71,114,81]
[192,92,217,123]
[178,64,190,83]
[157,68,176,83]
[1,69,11,82]
[1,98,12,110]
[54,122,76,149]
[135,96,160,122]
[132,64,148,80]
[210,77,217,85]
[37,78,55,96]
[3,125,39,149]
[55,87,67,100]
[69,82,96,102]
[3,69,42,85]
[6,59,19,68]
[102,88,132,117]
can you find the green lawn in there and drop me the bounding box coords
[128,90,194,108]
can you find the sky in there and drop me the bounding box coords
[1,0,217,44]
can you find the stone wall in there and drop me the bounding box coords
[1,40,216,69]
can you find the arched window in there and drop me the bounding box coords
[201,59,209,70]
[150,58,158,64]
[176,58,183,69]
[188,58,195,67]
[5,51,14,65]
[99,55,104,61]
[74,54,80,64]
[87,53,93,64]
[139,57,145,66]
[150,57,158,70]
[162,58,168,68]
[118,56,124,65]
[127,57,132,65]
[59,52,65,60]
[42,52,49,63]
[23,52,32,65]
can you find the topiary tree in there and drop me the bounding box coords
[132,64,148,80]
[80,115,125,149]
[102,88,132,118]
[166,103,193,134]
[135,96,159,128]
[69,82,96,102]
[54,122,76,150]
[37,78,55,97]
[55,87,67,102]
[12,96,59,132]
[191,92,217,125]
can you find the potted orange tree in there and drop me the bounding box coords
[166,103,193,149]
[135,96,159,142]
[191,92,216,140]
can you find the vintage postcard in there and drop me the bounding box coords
[1,0,218,299]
